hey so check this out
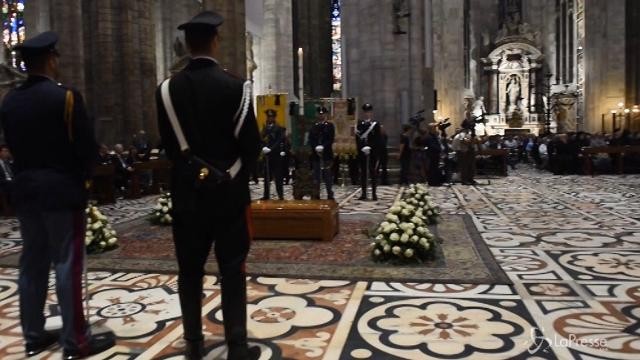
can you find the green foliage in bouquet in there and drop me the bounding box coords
[371,184,441,264]
[85,205,118,254]
[150,193,173,225]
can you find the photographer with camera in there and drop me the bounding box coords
[452,123,478,185]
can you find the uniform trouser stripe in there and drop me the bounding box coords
[70,211,88,349]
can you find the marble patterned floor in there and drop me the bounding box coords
[0,169,639,359]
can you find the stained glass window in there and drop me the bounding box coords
[2,0,26,71]
[331,0,342,93]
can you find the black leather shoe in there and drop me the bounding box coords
[185,339,205,360]
[358,195,367,201]
[372,194,378,201]
[228,344,260,360]
[63,331,116,359]
[25,330,59,357]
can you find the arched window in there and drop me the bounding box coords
[331,0,342,93]
[2,0,25,71]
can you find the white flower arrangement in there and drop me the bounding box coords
[85,204,118,254]
[372,184,440,264]
[150,193,173,225]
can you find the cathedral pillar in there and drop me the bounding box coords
[203,0,247,78]
[433,0,465,128]
[256,0,294,97]
[293,0,332,98]
[83,0,157,144]
[24,0,85,93]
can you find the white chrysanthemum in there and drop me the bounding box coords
[375,234,384,241]
[91,223,101,230]
[406,229,414,236]
[389,206,402,214]
[427,210,433,216]
[107,238,117,245]
[392,246,402,255]
[390,233,400,242]
[404,248,414,258]
[383,245,391,253]
[419,238,428,246]
[400,233,409,243]
[99,241,106,248]
[374,249,381,256]
[410,235,418,243]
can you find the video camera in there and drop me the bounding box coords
[437,118,451,132]
[409,110,425,127]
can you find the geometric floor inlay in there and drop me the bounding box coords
[0,167,639,359]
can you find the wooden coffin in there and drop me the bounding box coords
[251,200,339,241]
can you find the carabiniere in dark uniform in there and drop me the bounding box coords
[308,106,335,200]
[261,109,287,200]
[0,31,116,359]
[156,11,261,360]
[356,103,382,201]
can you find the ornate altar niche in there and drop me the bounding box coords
[477,3,552,136]
[480,43,547,136]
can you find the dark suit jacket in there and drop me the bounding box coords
[0,75,97,212]
[156,58,260,215]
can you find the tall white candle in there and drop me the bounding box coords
[298,47,304,116]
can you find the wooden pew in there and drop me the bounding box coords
[477,148,508,176]
[581,146,625,176]
[91,164,116,204]
[128,159,172,198]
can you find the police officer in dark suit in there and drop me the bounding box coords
[308,106,335,200]
[261,109,286,200]
[356,103,382,201]
[156,11,261,360]
[0,31,115,359]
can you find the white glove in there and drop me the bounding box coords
[280,151,286,157]
[315,145,324,153]
[262,147,271,155]
[362,146,372,155]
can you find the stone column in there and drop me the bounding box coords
[423,0,435,123]
[204,0,247,78]
[584,0,626,133]
[258,0,294,96]
[293,0,332,99]
[433,0,465,128]
[23,0,86,93]
[83,0,157,144]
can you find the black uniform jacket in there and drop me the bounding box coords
[156,58,260,215]
[356,119,382,157]
[0,75,97,212]
[308,121,335,162]
[262,124,286,154]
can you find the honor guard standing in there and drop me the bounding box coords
[309,106,335,200]
[356,103,382,201]
[0,31,116,358]
[261,109,287,200]
[156,11,261,360]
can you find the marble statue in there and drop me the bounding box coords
[471,97,487,118]
[246,32,258,82]
[506,75,521,113]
